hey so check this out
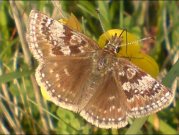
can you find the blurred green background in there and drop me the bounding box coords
[0,1,178,134]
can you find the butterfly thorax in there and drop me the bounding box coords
[104,33,123,55]
[97,35,123,75]
[95,51,115,76]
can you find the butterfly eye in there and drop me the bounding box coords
[115,46,120,53]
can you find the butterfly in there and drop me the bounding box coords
[26,10,173,129]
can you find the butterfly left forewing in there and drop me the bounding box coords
[113,58,173,118]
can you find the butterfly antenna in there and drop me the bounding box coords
[120,36,155,47]
[96,9,105,33]
[96,9,110,40]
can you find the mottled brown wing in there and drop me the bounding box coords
[27,10,100,112]
[26,10,99,61]
[80,72,128,129]
[35,56,95,112]
[27,10,174,129]
[113,58,173,118]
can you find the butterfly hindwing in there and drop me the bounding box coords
[80,72,128,129]
[113,58,173,117]
[35,56,95,112]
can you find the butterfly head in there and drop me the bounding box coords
[104,33,123,55]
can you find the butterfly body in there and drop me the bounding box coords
[104,33,123,55]
[27,10,173,129]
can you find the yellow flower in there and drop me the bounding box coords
[41,85,51,100]
[98,29,159,78]
[59,13,82,32]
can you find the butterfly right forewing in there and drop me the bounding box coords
[27,10,99,62]
[27,10,100,112]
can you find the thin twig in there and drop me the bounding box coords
[163,2,171,51]
[0,94,50,132]
[0,118,10,134]
[9,1,32,67]
[0,66,24,134]
[51,0,65,19]
[9,1,50,133]
[28,98,79,132]
[0,98,22,134]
